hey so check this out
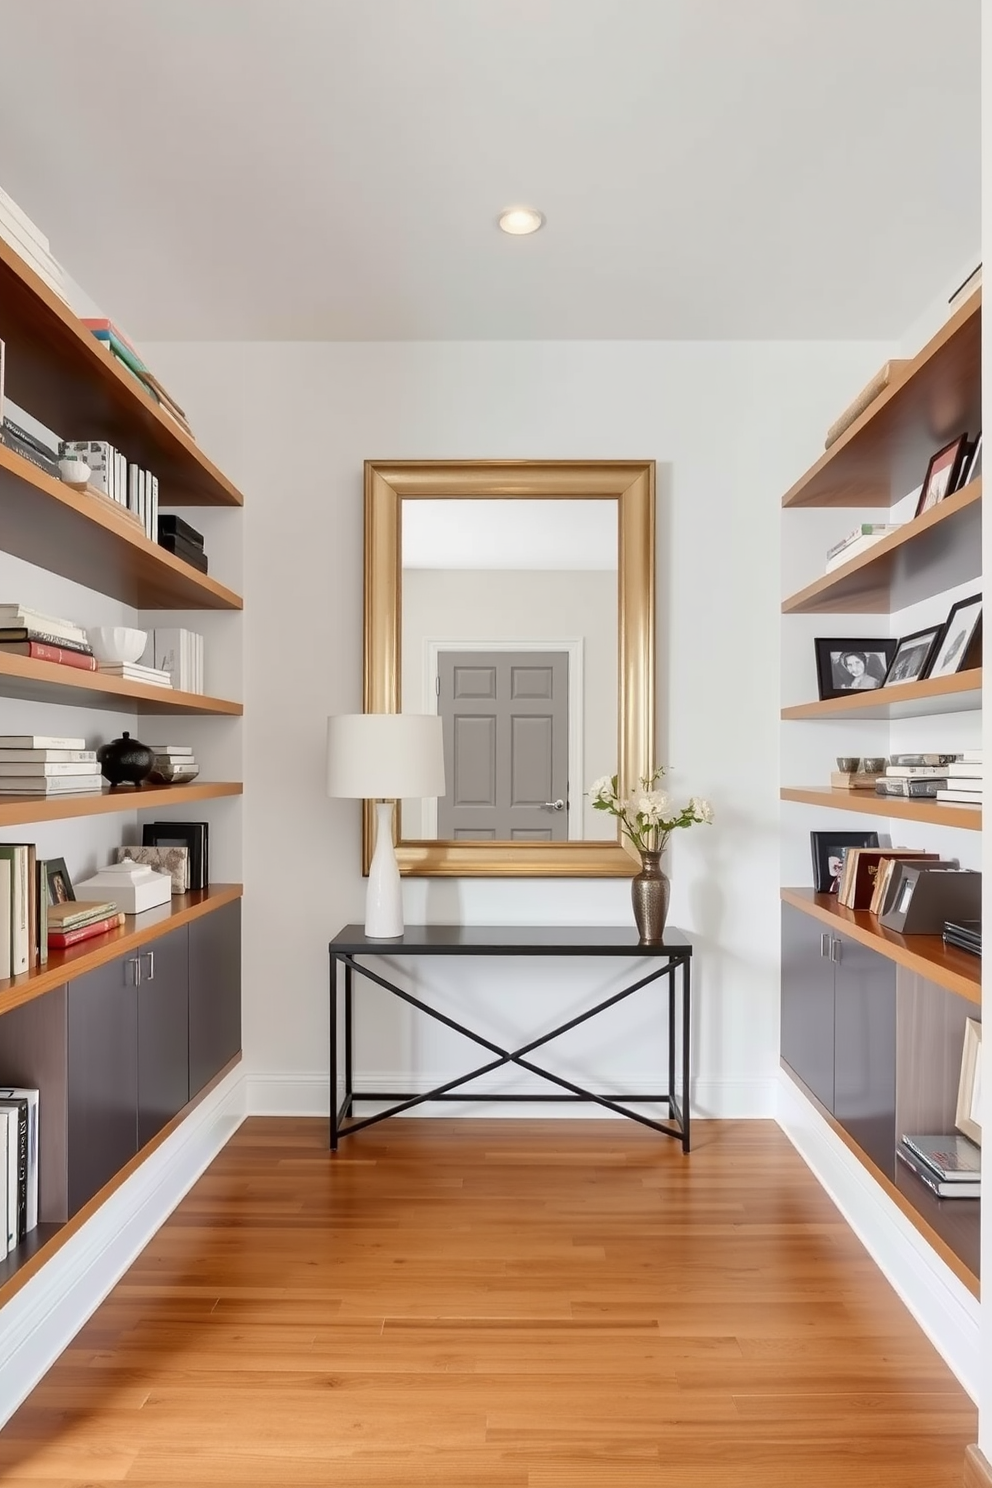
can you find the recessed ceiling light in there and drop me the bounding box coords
[498,207,545,236]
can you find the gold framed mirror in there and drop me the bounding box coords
[364,459,655,876]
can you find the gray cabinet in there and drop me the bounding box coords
[67,957,139,1215]
[781,904,835,1110]
[137,926,190,1148]
[189,900,241,1098]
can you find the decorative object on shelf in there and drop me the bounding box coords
[943,917,981,957]
[955,1018,982,1145]
[44,857,74,905]
[882,624,943,686]
[830,769,884,791]
[146,755,199,785]
[862,756,886,773]
[809,829,879,895]
[56,456,90,489]
[814,637,897,699]
[96,731,154,786]
[824,521,902,573]
[74,859,171,916]
[142,821,209,891]
[836,755,860,773]
[914,433,971,516]
[86,626,147,666]
[958,430,982,488]
[157,515,207,573]
[588,770,713,943]
[927,593,982,680]
[142,628,204,693]
[326,714,446,939]
[116,844,189,894]
[823,359,909,449]
[879,864,978,934]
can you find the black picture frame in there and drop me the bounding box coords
[927,593,982,680]
[915,434,970,516]
[883,625,944,687]
[141,821,208,891]
[45,857,75,905]
[814,637,898,700]
[810,830,880,895]
[957,431,982,491]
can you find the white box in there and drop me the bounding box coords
[74,860,172,915]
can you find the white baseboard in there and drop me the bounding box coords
[776,1070,980,1400]
[0,1067,246,1429]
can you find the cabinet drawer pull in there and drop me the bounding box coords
[829,938,842,964]
[142,950,155,981]
[819,932,831,958]
[126,956,142,986]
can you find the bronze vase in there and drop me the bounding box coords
[631,850,670,943]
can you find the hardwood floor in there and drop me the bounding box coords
[0,1118,976,1486]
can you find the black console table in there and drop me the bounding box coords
[327,924,693,1152]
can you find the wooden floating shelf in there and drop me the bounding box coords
[0,650,242,716]
[781,478,981,614]
[782,668,982,720]
[782,290,981,509]
[0,237,242,507]
[781,786,981,831]
[0,780,242,828]
[0,884,243,1018]
[781,887,980,1004]
[0,444,242,611]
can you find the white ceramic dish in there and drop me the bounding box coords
[58,457,91,489]
[86,626,148,666]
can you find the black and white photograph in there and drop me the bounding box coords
[882,625,944,687]
[810,830,880,895]
[915,433,971,516]
[928,593,982,679]
[814,637,897,700]
[45,857,75,905]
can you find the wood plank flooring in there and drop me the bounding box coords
[0,1117,976,1486]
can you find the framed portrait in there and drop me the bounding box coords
[814,637,897,700]
[955,1018,982,1146]
[882,625,943,687]
[142,821,208,891]
[810,829,880,895]
[958,431,982,491]
[45,857,75,905]
[915,434,970,516]
[927,594,982,680]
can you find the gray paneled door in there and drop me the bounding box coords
[437,650,568,841]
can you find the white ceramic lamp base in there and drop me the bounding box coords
[365,801,404,939]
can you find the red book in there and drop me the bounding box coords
[0,641,97,671]
[80,316,138,354]
[48,912,125,949]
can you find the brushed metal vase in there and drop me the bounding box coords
[631,850,670,943]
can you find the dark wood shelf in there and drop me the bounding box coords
[780,888,980,1004]
[782,669,982,720]
[782,291,981,508]
[0,236,242,507]
[781,479,981,613]
[781,786,981,831]
[0,780,242,828]
[0,649,242,716]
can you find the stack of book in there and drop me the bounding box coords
[96,659,172,689]
[47,900,124,950]
[157,515,208,574]
[897,1133,980,1198]
[1,414,60,479]
[874,753,958,799]
[824,522,902,572]
[0,841,48,975]
[0,184,67,303]
[142,627,204,693]
[0,1087,40,1257]
[0,734,102,796]
[146,743,199,784]
[936,752,983,806]
[834,847,937,912]
[59,440,160,543]
[943,918,981,957]
[80,320,194,440]
[0,604,96,672]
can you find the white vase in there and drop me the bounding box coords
[365,800,403,938]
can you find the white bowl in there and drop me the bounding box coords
[58,458,91,489]
[86,626,148,666]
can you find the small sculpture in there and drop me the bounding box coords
[97,731,155,787]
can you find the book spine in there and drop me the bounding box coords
[0,641,97,671]
[48,913,125,948]
[0,630,93,654]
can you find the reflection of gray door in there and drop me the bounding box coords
[437,651,568,841]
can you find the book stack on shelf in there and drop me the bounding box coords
[142,627,204,693]
[47,899,124,950]
[0,604,96,672]
[1,413,60,479]
[833,846,938,912]
[824,522,903,572]
[95,657,172,689]
[157,515,208,574]
[0,183,66,303]
[875,753,959,800]
[146,744,199,785]
[0,1087,40,1259]
[936,752,983,806]
[60,440,159,543]
[944,918,981,957]
[0,734,101,797]
[81,319,194,439]
[897,1133,980,1199]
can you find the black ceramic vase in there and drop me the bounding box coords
[631,851,670,944]
[97,731,155,787]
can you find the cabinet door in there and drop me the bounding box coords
[189,901,241,1098]
[781,905,835,1111]
[833,932,896,1174]
[67,956,137,1215]
[137,925,190,1149]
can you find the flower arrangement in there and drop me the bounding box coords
[588,768,713,855]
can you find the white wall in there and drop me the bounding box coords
[145,337,888,1117]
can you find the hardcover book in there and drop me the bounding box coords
[897,1143,980,1198]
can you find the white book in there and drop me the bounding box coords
[959,751,984,763]
[0,777,104,794]
[152,627,186,690]
[0,612,87,645]
[146,744,193,754]
[939,777,982,791]
[935,789,984,804]
[0,735,86,749]
[0,1089,39,1232]
[196,631,203,693]
[0,1109,17,1251]
[0,185,50,253]
[0,1116,9,1260]
[885,765,949,778]
[0,762,100,776]
[97,663,171,681]
[947,764,984,778]
[0,749,96,763]
[0,861,10,981]
[824,532,892,572]
[0,847,29,975]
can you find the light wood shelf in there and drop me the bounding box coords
[782,291,981,508]
[781,887,980,1004]
[0,780,242,828]
[0,444,242,610]
[781,786,981,830]
[0,237,242,508]
[782,668,982,720]
[781,478,981,614]
[0,650,242,716]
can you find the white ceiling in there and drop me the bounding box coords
[0,0,980,341]
[402,500,617,569]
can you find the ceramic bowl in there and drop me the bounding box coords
[861,756,886,774]
[836,756,861,773]
[86,626,148,666]
[58,457,91,489]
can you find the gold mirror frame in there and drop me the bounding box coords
[364,458,655,876]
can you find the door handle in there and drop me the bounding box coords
[142,950,155,981]
[819,932,831,958]
[126,956,142,986]
[829,938,842,964]
[543,799,565,811]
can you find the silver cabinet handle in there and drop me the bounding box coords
[829,938,842,964]
[542,799,565,811]
[142,950,155,980]
[126,957,142,986]
[820,932,831,958]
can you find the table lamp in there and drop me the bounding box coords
[326,713,446,939]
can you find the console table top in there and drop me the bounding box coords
[329,924,691,955]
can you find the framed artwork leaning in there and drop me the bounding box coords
[883,625,943,687]
[915,434,970,516]
[810,829,880,895]
[956,1018,982,1146]
[45,857,75,905]
[927,593,982,680]
[814,638,897,700]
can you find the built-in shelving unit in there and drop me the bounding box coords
[782,669,982,721]
[780,786,981,831]
[0,650,243,715]
[0,780,243,828]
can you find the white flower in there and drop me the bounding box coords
[588,775,616,804]
[690,796,714,824]
[636,790,671,824]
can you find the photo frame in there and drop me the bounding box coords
[45,857,75,905]
[814,638,897,700]
[810,830,880,895]
[927,593,982,680]
[882,625,943,687]
[141,821,208,891]
[915,434,970,516]
[955,1018,982,1146]
[958,430,982,491]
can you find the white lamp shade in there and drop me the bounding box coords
[326,713,446,799]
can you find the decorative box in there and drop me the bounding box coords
[74,860,172,915]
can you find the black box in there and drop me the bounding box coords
[158,514,204,549]
[159,534,208,573]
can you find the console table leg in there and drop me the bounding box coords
[681,956,692,1153]
[345,962,354,1119]
[329,953,339,1152]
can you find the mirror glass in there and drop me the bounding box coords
[399,498,618,843]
